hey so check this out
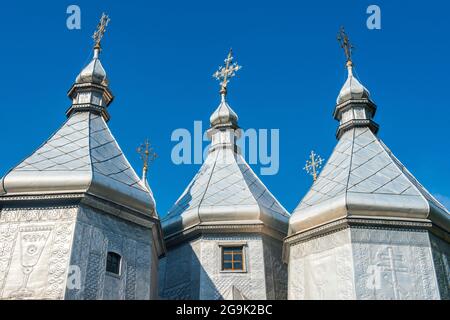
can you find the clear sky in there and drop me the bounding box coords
[0,0,449,216]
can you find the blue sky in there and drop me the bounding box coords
[0,1,449,216]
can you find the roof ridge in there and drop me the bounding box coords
[344,128,356,215]
[196,148,220,222]
[89,114,149,193]
[86,112,95,193]
[236,153,290,217]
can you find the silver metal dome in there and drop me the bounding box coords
[336,62,370,104]
[210,94,239,127]
[75,48,108,86]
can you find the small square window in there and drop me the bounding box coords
[106,252,121,275]
[221,246,244,271]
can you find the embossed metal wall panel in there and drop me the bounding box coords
[351,228,440,300]
[67,205,155,300]
[159,233,286,300]
[428,234,449,300]
[288,228,355,300]
[0,207,78,300]
[287,227,444,300]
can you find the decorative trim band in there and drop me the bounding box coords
[284,217,433,246]
[164,223,285,248]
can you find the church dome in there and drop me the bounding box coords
[336,62,370,104]
[164,94,289,241]
[75,48,108,86]
[210,95,239,127]
[1,40,156,218]
[290,58,449,237]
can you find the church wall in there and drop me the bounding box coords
[351,227,440,300]
[429,233,450,300]
[0,206,78,300]
[65,205,155,300]
[287,227,442,300]
[262,235,287,300]
[199,234,267,300]
[287,228,355,300]
[159,238,201,299]
[150,240,160,299]
[160,233,271,300]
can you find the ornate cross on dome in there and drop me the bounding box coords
[303,150,324,182]
[337,26,354,65]
[213,49,242,96]
[93,13,110,50]
[137,139,157,180]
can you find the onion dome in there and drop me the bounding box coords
[162,50,289,245]
[75,48,109,86]
[288,37,449,239]
[336,61,370,104]
[0,18,158,220]
[210,94,239,128]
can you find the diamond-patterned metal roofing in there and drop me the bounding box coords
[163,147,289,234]
[1,111,154,215]
[294,127,448,215]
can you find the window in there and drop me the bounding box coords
[106,252,121,275]
[222,246,244,271]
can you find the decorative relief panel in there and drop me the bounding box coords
[287,246,305,300]
[352,228,440,300]
[429,233,450,300]
[289,227,442,300]
[263,236,287,300]
[0,207,77,300]
[288,228,354,300]
[70,206,155,300]
[84,237,107,300]
[124,239,137,300]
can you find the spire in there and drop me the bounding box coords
[288,28,450,243]
[76,13,110,85]
[162,49,289,244]
[137,139,157,183]
[137,139,158,214]
[67,13,113,121]
[0,13,159,218]
[334,27,378,139]
[303,150,324,182]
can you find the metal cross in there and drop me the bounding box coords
[213,48,242,95]
[92,13,110,49]
[337,26,354,64]
[377,247,408,299]
[137,139,157,179]
[303,150,324,182]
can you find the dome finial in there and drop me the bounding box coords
[209,49,241,129]
[335,27,371,105]
[69,14,113,120]
[213,48,242,98]
[337,26,354,67]
[137,139,157,182]
[74,14,110,86]
[92,13,110,58]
